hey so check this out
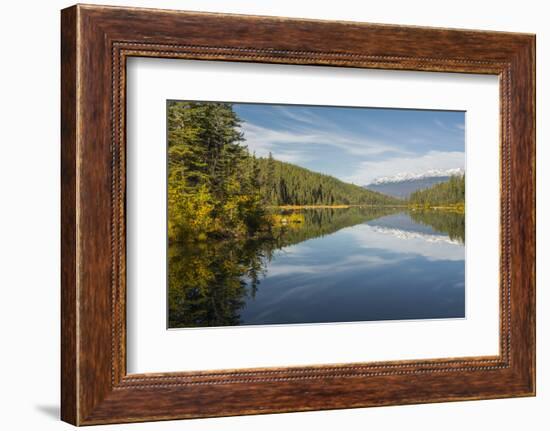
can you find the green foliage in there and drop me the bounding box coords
[409,209,465,243]
[168,238,270,327]
[256,157,401,206]
[169,206,400,328]
[167,101,270,243]
[168,100,401,245]
[169,205,466,327]
[409,175,465,207]
[271,207,399,248]
[166,100,406,328]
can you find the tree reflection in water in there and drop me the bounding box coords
[168,207,465,328]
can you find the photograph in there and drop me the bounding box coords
[167,101,466,328]
[50,2,536,426]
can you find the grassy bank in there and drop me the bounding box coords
[408,203,465,213]
[273,204,406,210]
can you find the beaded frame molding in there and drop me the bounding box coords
[61,4,535,425]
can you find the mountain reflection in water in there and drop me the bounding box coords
[168,207,465,328]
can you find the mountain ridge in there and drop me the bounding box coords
[367,168,464,186]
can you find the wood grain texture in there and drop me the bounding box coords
[60,4,536,425]
[60,5,78,425]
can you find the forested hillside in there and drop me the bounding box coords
[257,155,400,207]
[409,210,465,243]
[408,175,465,208]
[167,101,465,328]
[167,101,400,244]
[167,101,270,242]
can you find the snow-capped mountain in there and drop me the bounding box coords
[368,168,464,185]
[368,225,463,246]
[364,168,464,199]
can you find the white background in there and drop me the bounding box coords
[0,0,546,430]
[127,59,500,373]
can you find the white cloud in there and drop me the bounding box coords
[343,150,465,185]
[267,253,401,278]
[435,118,464,133]
[274,106,321,125]
[240,122,408,160]
[274,150,310,164]
[434,119,446,129]
[341,224,465,262]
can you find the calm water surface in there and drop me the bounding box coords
[168,207,465,328]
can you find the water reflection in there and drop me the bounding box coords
[168,207,465,328]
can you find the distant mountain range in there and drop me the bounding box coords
[364,168,464,199]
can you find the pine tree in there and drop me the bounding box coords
[255,157,401,206]
[409,175,465,207]
[167,101,271,242]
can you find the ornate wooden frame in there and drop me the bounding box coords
[61,4,535,425]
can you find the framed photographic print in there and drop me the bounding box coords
[61,4,535,425]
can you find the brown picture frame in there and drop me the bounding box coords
[61,4,536,426]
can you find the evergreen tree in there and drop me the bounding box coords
[255,157,401,206]
[167,101,270,242]
[409,175,465,207]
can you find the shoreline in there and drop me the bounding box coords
[271,204,407,210]
[271,204,464,212]
[408,204,465,213]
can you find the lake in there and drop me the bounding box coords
[168,207,465,328]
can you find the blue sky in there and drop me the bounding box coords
[233,103,465,185]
